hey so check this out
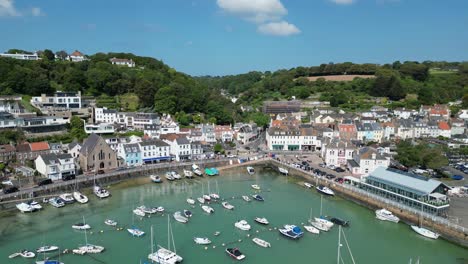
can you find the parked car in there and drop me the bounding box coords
[334,177,344,183]
[326,174,336,180]
[62,174,76,181]
[3,186,19,194]
[37,178,52,186]
[335,167,345,173]
[327,164,336,170]
[319,163,326,168]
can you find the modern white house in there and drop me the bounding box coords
[139,139,171,163]
[84,123,115,134]
[31,91,82,109]
[35,153,76,181]
[94,107,117,123]
[0,52,40,60]
[68,142,81,158]
[109,57,135,67]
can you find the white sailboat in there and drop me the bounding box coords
[77,216,104,253]
[411,204,440,239]
[183,169,193,178]
[210,180,220,199]
[279,167,288,175]
[93,176,110,199]
[73,191,89,204]
[128,207,145,237]
[305,208,320,234]
[148,216,183,264]
[316,195,334,228]
[202,205,214,214]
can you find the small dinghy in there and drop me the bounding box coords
[72,249,86,255]
[210,193,220,200]
[19,250,35,258]
[203,194,211,201]
[187,198,195,205]
[155,206,165,213]
[202,205,214,214]
[252,194,264,201]
[304,182,313,189]
[104,219,117,226]
[59,193,75,204]
[9,252,20,258]
[173,211,189,223]
[242,195,251,202]
[36,245,59,253]
[72,223,91,230]
[197,197,205,204]
[214,231,221,236]
[251,184,260,190]
[73,191,89,204]
[222,201,235,210]
[183,210,193,218]
[150,174,162,183]
[133,208,146,217]
[304,225,320,234]
[127,227,145,237]
[49,197,65,208]
[225,248,245,261]
[254,217,269,225]
[252,237,271,248]
[247,166,255,175]
[193,237,211,245]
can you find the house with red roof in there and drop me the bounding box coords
[67,50,87,62]
[15,141,51,164]
[438,121,451,138]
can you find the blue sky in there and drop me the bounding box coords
[1,0,467,76]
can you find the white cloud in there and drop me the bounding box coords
[216,0,300,36]
[330,0,355,4]
[258,21,300,36]
[31,7,43,16]
[217,0,286,23]
[0,0,20,16]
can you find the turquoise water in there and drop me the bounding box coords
[1,168,467,264]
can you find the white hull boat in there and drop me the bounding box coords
[304,225,320,234]
[308,220,330,232]
[49,197,65,208]
[150,175,162,183]
[304,182,313,189]
[254,217,269,225]
[315,217,334,228]
[72,223,91,230]
[29,200,42,210]
[234,220,251,231]
[242,195,251,202]
[133,208,146,217]
[279,167,288,175]
[138,206,158,214]
[247,166,255,175]
[72,249,86,255]
[222,201,235,210]
[16,202,35,213]
[183,170,193,178]
[187,198,195,205]
[94,186,110,199]
[193,237,211,245]
[183,210,193,218]
[171,171,182,180]
[59,193,75,204]
[156,206,165,213]
[197,197,205,204]
[203,194,211,201]
[105,219,117,226]
[252,237,271,248]
[316,186,335,196]
[375,209,400,223]
[226,248,245,261]
[20,250,35,258]
[210,193,220,200]
[173,211,189,223]
[202,205,214,214]
[79,244,105,253]
[37,245,59,253]
[251,184,261,190]
[411,226,440,239]
[128,227,145,237]
[73,191,89,204]
[148,246,183,263]
[165,172,175,181]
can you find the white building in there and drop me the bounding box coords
[163,137,191,161]
[393,108,415,119]
[139,139,171,163]
[265,126,321,151]
[67,50,86,62]
[84,123,115,134]
[110,57,135,67]
[94,107,117,123]
[35,154,76,181]
[235,123,258,144]
[321,139,356,167]
[67,142,81,158]
[191,141,203,159]
[116,112,160,130]
[0,52,40,60]
[347,147,390,177]
[31,91,81,109]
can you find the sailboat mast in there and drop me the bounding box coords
[83,216,88,245]
[337,225,341,264]
[151,225,154,254]
[320,195,323,216]
[167,215,170,250]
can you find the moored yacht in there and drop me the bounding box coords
[183,210,192,218]
[308,220,330,232]
[278,167,288,175]
[133,208,146,217]
[93,186,110,199]
[252,237,271,248]
[72,222,91,230]
[242,195,251,202]
[254,217,269,225]
[171,171,182,180]
[148,246,183,264]
[193,237,211,245]
[127,227,145,237]
[304,225,320,234]
[165,172,175,181]
[73,191,88,204]
[36,245,59,253]
[222,201,235,210]
[16,202,35,213]
[252,194,264,201]
[375,209,400,223]
[59,193,75,204]
[225,248,245,261]
[314,217,334,228]
[197,197,205,204]
[316,185,335,196]
[411,225,440,239]
[104,219,117,226]
[183,170,193,178]
[251,184,260,190]
[186,197,195,205]
[234,220,251,231]
[279,225,304,239]
[150,175,162,183]
[173,211,189,223]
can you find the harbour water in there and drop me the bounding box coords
[1,167,467,263]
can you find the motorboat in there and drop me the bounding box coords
[71,249,86,255]
[148,246,183,263]
[19,250,35,258]
[104,219,117,226]
[78,244,105,253]
[411,225,440,239]
[247,166,255,175]
[316,185,335,196]
[171,171,182,180]
[49,197,65,208]
[375,209,400,223]
[279,225,304,239]
[251,184,260,190]
[252,194,264,201]
[186,198,195,205]
[314,217,334,228]
[222,201,235,210]
[183,170,193,178]
[192,163,200,171]
[36,245,59,253]
[138,205,158,214]
[93,186,110,199]
[330,217,349,227]
[72,223,91,230]
[202,205,214,214]
[210,193,220,200]
[252,237,271,248]
[28,200,42,210]
[203,194,211,201]
[278,167,288,175]
[214,231,221,236]
[304,225,320,234]
[173,211,189,223]
[150,175,162,183]
[156,206,165,213]
[234,220,251,231]
[193,237,211,245]
[197,197,205,204]
[192,164,203,176]
[165,172,175,181]
[128,227,145,237]
[308,220,330,232]
[59,193,75,204]
[304,182,313,189]
[242,195,251,202]
[73,191,89,204]
[16,202,35,213]
[225,248,245,261]
[254,217,269,225]
[133,208,146,217]
[183,210,193,218]
[205,168,216,176]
